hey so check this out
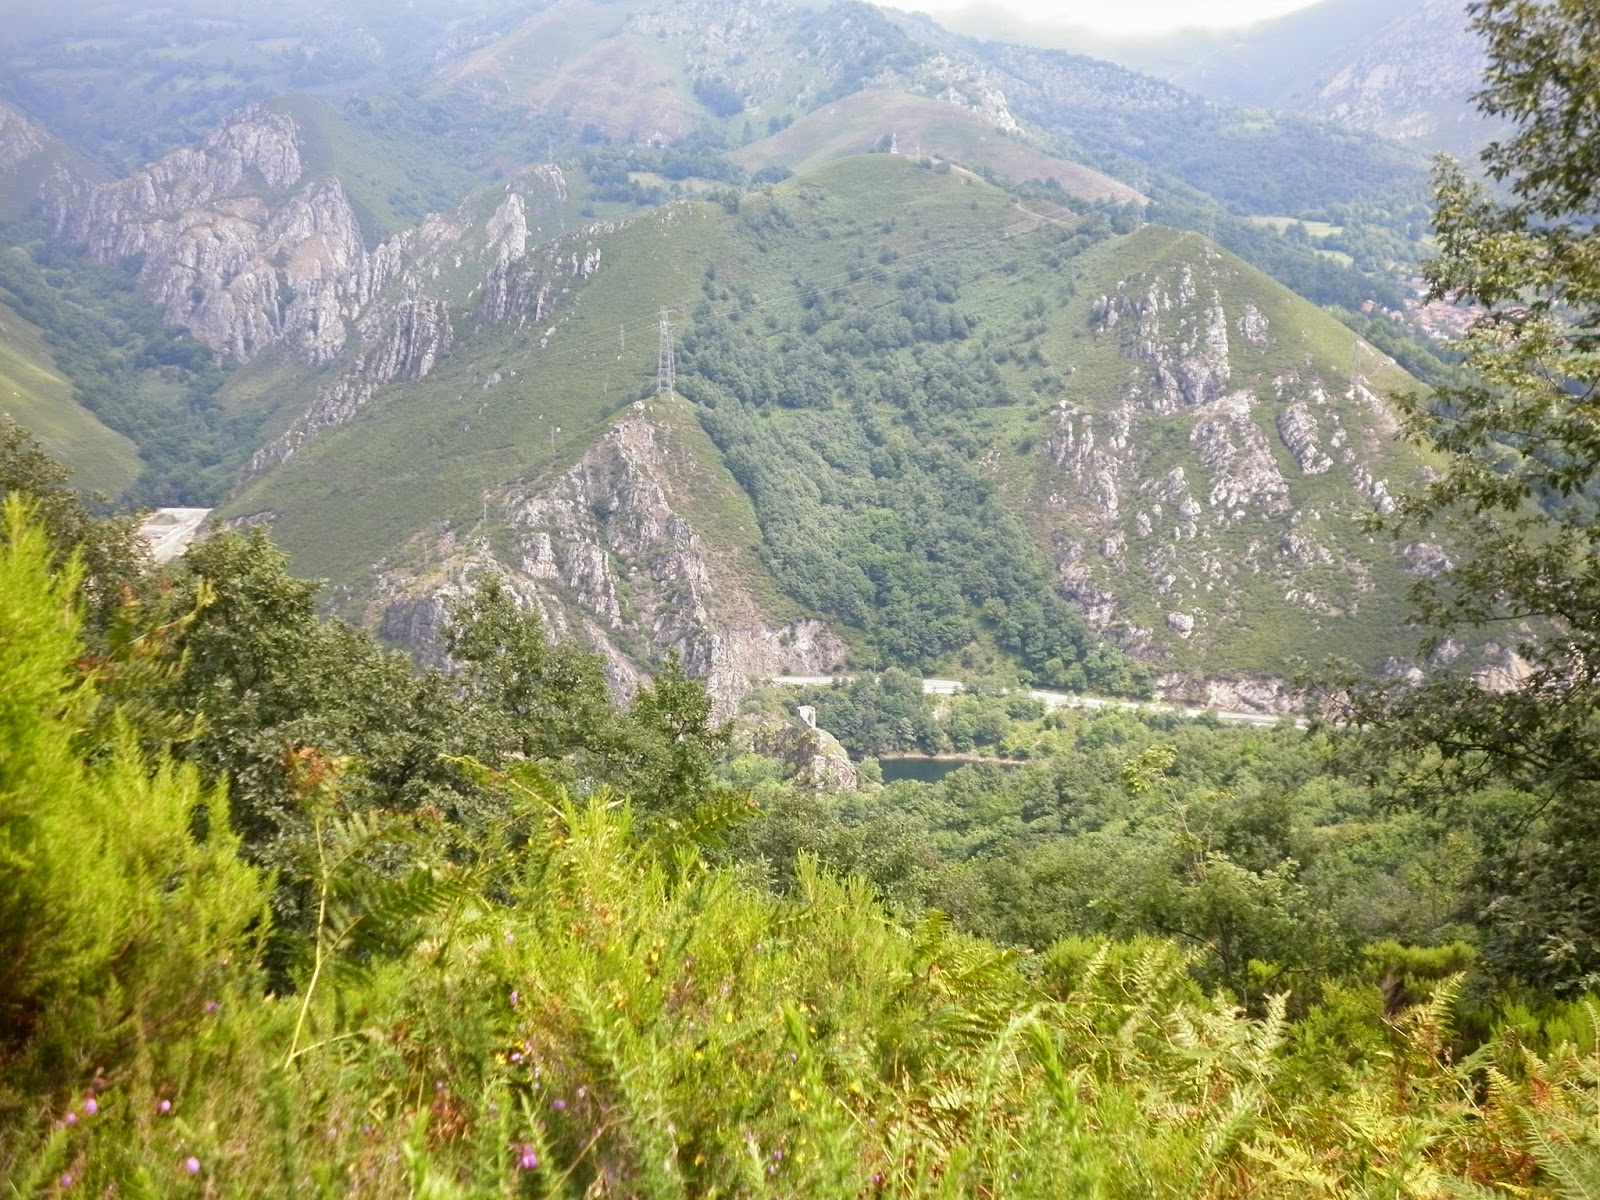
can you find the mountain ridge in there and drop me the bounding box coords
[0,0,1459,703]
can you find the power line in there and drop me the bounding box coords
[499,206,1055,376]
[657,308,675,394]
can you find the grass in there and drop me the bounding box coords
[1246,216,1346,238]
[431,4,700,146]
[735,92,1144,205]
[0,299,141,494]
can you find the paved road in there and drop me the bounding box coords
[769,675,1303,729]
[138,508,211,564]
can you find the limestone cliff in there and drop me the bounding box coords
[371,402,846,718]
[40,105,599,469]
[0,103,46,175]
[1038,228,1422,685]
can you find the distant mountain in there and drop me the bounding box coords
[1296,0,1492,156]
[945,0,1490,158]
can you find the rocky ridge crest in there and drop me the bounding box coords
[371,402,845,718]
[38,105,603,470]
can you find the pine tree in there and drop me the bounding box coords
[0,498,265,1086]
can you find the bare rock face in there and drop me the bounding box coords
[1046,401,1131,520]
[1236,303,1270,346]
[1159,673,1299,715]
[1191,390,1289,516]
[46,106,341,361]
[373,403,846,718]
[1277,402,1333,475]
[1095,279,1231,413]
[44,107,593,468]
[0,102,46,173]
[743,711,858,791]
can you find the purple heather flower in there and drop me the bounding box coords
[510,1051,524,1063]
[158,1099,172,1115]
[518,1145,539,1170]
[183,1157,201,1176]
[773,1149,784,1161]
[83,1097,97,1116]
[63,1112,76,1126]
[59,1174,73,1189]
[203,1000,219,1015]
[551,1098,566,1111]
[509,990,519,1008]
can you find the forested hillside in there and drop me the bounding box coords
[0,0,1463,698]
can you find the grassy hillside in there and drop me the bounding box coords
[0,298,141,494]
[735,91,1143,205]
[228,153,1427,684]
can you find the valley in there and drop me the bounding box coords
[0,0,1459,711]
[6,0,1600,1193]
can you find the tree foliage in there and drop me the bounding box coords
[1340,0,1600,993]
[1,457,1598,1194]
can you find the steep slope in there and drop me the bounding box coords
[221,154,1430,709]
[1019,224,1427,696]
[0,297,140,493]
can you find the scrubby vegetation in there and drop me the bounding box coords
[4,403,1600,1193]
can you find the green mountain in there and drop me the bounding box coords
[0,0,1454,707]
[204,153,1430,711]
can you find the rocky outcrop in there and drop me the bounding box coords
[1095,279,1231,413]
[0,103,46,173]
[372,403,846,717]
[743,709,858,790]
[45,106,594,467]
[1236,304,1270,346]
[1277,401,1333,475]
[1158,673,1300,716]
[1191,391,1289,516]
[1046,401,1131,520]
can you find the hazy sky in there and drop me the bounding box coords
[883,0,1324,37]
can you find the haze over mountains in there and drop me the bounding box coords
[0,0,1483,710]
[926,0,1490,155]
